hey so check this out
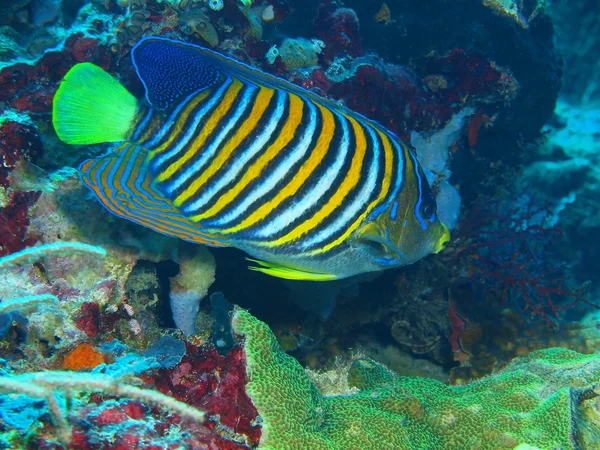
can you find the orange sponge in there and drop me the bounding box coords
[62,343,105,371]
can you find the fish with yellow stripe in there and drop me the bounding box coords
[52,37,450,281]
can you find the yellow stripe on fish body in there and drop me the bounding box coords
[152,90,212,154]
[220,102,335,234]
[191,92,304,221]
[155,78,244,183]
[267,113,368,248]
[173,84,275,207]
[306,126,395,256]
[56,38,450,281]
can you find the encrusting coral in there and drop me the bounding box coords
[232,309,600,450]
[1,295,599,448]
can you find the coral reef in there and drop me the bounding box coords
[169,247,216,335]
[0,0,594,447]
[61,342,105,370]
[233,309,599,449]
[4,302,597,448]
[0,241,254,447]
[0,370,208,448]
[447,278,600,382]
[337,0,560,154]
[277,37,323,70]
[451,195,595,322]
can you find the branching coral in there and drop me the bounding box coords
[454,196,598,322]
[0,371,205,446]
[233,309,600,449]
[0,242,107,314]
[0,294,58,316]
[0,242,106,273]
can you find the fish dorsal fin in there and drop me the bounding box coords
[79,143,228,248]
[132,37,361,119]
[132,37,221,110]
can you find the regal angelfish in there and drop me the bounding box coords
[52,37,450,281]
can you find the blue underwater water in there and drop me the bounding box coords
[0,0,599,448]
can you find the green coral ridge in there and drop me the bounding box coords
[232,309,600,449]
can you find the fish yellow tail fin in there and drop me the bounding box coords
[52,63,138,144]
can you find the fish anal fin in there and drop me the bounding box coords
[79,143,228,248]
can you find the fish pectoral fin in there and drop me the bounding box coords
[353,222,407,266]
[353,222,389,255]
[355,222,384,242]
[246,258,337,281]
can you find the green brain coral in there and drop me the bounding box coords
[232,309,600,450]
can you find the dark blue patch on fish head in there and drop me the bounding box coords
[132,37,221,110]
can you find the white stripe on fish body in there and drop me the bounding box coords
[300,124,381,249]
[150,76,233,170]
[164,81,258,196]
[213,99,319,227]
[182,89,288,214]
[131,108,153,141]
[254,109,351,238]
[388,137,406,207]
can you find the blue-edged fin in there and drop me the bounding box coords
[246,258,337,281]
[79,143,228,248]
[131,37,351,115]
[132,37,221,110]
[52,63,137,145]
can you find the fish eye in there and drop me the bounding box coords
[419,198,436,221]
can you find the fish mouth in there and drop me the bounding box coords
[433,223,451,254]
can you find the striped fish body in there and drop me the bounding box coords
[66,38,450,281]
